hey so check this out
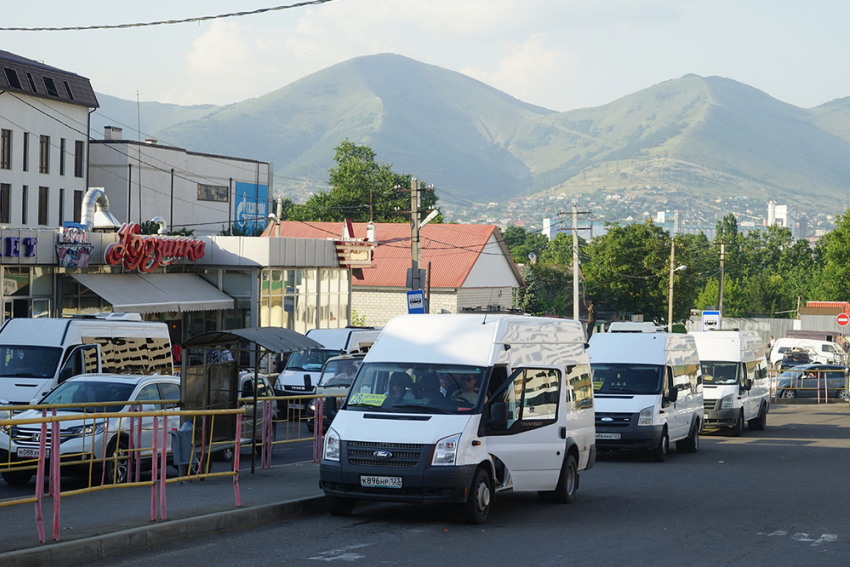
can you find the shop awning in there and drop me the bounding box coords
[71,273,235,314]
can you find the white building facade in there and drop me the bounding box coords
[88,127,272,237]
[0,50,97,229]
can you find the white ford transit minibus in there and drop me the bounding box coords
[691,330,769,434]
[588,324,703,461]
[320,314,595,524]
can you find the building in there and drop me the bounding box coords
[767,201,798,238]
[0,50,98,228]
[88,127,272,237]
[264,221,524,326]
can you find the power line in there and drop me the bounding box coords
[0,1,340,32]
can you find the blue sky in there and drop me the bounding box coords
[3,1,849,112]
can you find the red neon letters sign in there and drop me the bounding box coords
[105,223,206,272]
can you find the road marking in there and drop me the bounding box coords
[310,543,371,561]
[758,530,837,546]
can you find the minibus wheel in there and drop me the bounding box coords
[461,467,492,524]
[553,454,577,504]
[730,411,744,437]
[326,495,355,516]
[652,430,668,462]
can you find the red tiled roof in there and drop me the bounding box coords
[264,221,518,288]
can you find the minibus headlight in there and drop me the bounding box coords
[323,427,340,461]
[720,394,734,410]
[432,433,461,466]
[637,406,654,426]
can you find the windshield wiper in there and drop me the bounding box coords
[386,403,454,414]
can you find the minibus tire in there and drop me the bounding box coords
[326,495,355,516]
[461,467,492,524]
[731,411,743,437]
[748,404,767,431]
[2,470,33,485]
[652,430,668,462]
[552,454,577,504]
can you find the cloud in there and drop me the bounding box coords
[462,35,578,110]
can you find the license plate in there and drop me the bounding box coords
[288,402,303,410]
[596,433,621,440]
[16,447,48,459]
[361,475,402,489]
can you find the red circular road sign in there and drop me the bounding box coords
[837,313,850,327]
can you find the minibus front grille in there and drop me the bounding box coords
[346,441,427,467]
[703,399,718,411]
[595,412,633,428]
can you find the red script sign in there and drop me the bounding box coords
[105,223,205,272]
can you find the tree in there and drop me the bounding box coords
[501,226,549,265]
[286,140,439,223]
[583,220,694,325]
[139,220,195,236]
[810,208,850,300]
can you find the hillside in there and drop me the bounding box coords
[92,55,850,214]
[93,93,222,142]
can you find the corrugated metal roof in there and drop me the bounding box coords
[0,49,98,108]
[264,221,520,288]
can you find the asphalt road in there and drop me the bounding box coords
[89,403,850,567]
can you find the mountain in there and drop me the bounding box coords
[94,55,850,213]
[92,93,223,142]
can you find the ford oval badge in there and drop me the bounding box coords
[601,417,613,422]
[374,450,392,459]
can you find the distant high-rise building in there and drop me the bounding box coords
[767,201,798,238]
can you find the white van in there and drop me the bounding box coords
[691,331,770,435]
[0,313,172,405]
[274,327,381,411]
[320,314,595,524]
[769,337,846,367]
[588,324,703,461]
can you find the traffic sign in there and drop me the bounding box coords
[702,310,721,331]
[837,313,849,327]
[407,290,426,314]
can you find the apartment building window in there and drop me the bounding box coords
[1,129,10,170]
[22,186,28,225]
[74,140,84,178]
[73,189,83,223]
[22,132,29,172]
[0,184,9,224]
[38,186,48,225]
[39,135,50,174]
[59,138,66,175]
[59,188,65,226]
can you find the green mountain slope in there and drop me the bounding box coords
[92,93,222,141]
[93,55,850,213]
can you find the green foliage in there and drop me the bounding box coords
[812,209,850,300]
[516,264,574,316]
[286,140,439,223]
[501,226,549,264]
[219,224,265,236]
[138,221,195,236]
[350,309,366,326]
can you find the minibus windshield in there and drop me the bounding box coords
[700,361,739,385]
[592,363,664,395]
[284,349,340,372]
[343,363,487,414]
[0,346,62,379]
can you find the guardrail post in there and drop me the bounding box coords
[160,415,168,520]
[51,417,60,541]
[151,416,158,522]
[233,413,242,507]
[34,410,47,543]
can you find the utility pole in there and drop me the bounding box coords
[718,240,725,327]
[410,177,421,291]
[573,204,579,321]
[668,240,676,333]
[557,206,592,323]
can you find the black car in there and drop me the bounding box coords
[778,350,812,370]
[775,364,848,400]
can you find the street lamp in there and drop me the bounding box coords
[668,264,687,333]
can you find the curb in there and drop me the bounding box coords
[0,494,327,567]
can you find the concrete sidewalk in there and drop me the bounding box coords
[0,460,325,567]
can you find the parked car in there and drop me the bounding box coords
[213,372,278,461]
[0,374,180,485]
[778,349,813,370]
[774,364,848,400]
[306,353,364,434]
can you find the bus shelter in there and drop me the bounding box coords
[180,327,322,472]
